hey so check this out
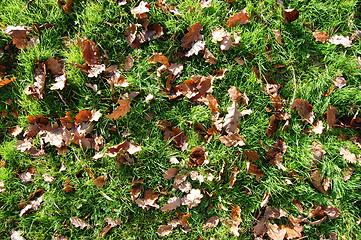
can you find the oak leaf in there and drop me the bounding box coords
[107,99,131,119]
[291,98,314,124]
[181,22,203,49]
[24,62,47,100]
[313,30,329,43]
[70,217,92,229]
[226,9,250,27]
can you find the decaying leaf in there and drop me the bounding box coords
[340,146,357,164]
[10,230,25,240]
[131,1,150,17]
[45,57,67,90]
[158,120,188,151]
[148,53,170,67]
[93,176,107,187]
[219,132,246,147]
[325,105,338,129]
[328,35,352,47]
[247,162,265,181]
[63,179,75,193]
[229,166,239,187]
[24,62,47,100]
[282,9,299,23]
[267,223,287,240]
[18,167,36,184]
[0,180,5,192]
[189,146,209,166]
[264,207,287,220]
[107,99,131,119]
[20,194,44,217]
[100,218,122,237]
[199,0,212,8]
[243,150,260,161]
[203,48,216,64]
[185,40,206,57]
[155,0,181,17]
[58,0,73,14]
[181,188,203,208]
[273,29,283,44]
[226,9,250,27]
[131,183,142,201]
[2,26,32,49]
[311,141,326,162]
[309,169,328,194]
[161,196,182,211]
[124,54,134,71]
[312,120,324,134]
[203,216,219,229]
[181,22,203,49]
[266,139,287,171]
[291,98,314,124]
[70,217,92,229]
[313,30,329,43]
[42,174,55,183]
[157,224,173,236]
[333,76,346,88]
[164,167,178,180]
[135,189,159,209]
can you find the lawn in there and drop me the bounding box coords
[0,0,361,239]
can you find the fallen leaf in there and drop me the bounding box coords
[282,9,299,23]
[181,22,203,49]
[20,195,44,217]
[267,223,287,240]
[155,1,181,17]
[203,216,219,229]
[226,9,250,27]
[2,26,31,49]
[124,54,134,71]
[24,62,47,100]
[157,225,173,236]
[291,98,314,124]
[0,77,17,88]
[105,140,142,157]
[266,139,287,171]
[340,146,357,164]
[131,184,142,201]
[311,141,326,162]
[173,172,192,193]
[222,102,241,133]
[247,162,264,181]
[164,167,178,180]
[325,105,338,129]
[100,218,122,237]
[18,167,36,184]
[161,196,182,211]
[185,40,206,57]
[199,0,212,8]
[229,205,242,236]
[203,48,216,64]
[260,192,270,207]
[42,174,54,183]
[219,132,246,147]
[181,188,203,208]
[189,146,209,166]
[333,76,346,88]
[131,1,150,17]
[63,179,75,193]
[312,120,324,134]
[0,180,5,192]
[58,0,73,14]
[135,189,159,209]
[313,30,329,43]
[70,217,92,229]
[309,169,328,194]
[273,29,283,44]
[342,165,354,181]
[93,176,106,187]
[266,115,277,138]
[329,35,352,47]
[148,53,170,67]
[264,207,287,220]
[107,99,131,119]
[243,150,260,161]
[228,86,243,103]
[229,166,239,187]
[10,230,25,240]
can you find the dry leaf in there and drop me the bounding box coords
[226,9,250,27]
[222,102,241,133]
[181,22,203,49]
[0,180,5,193]
[243,150,260,161]
[58,0,73,14]
[282,9,299,23]
[131,184,142,201]
[260,192,270,207]
[124,54,134,71]
[164,167,178,180]
[309,169,328,194]
[267,223,287,240]
[107,99,131,119]
[160,197,182,211]
[131,1,150,17]
[189,146,209,166]
[10,230,25,240]
[266,139,287,171]
[325,105,338,129]
[157,225,173,236]
[42,174,54,183]
[199,0,212,8]
[63,179,75,193]
[219,132,246,147]
[24,62,47,100]
[342,165,354,181]
[273,29,283,44]
[340,146,357,164]
[247,162,264,181]
[100,217,122,237]
[20,195,44,217]
[185,40,206,57]
[264,207,287,220]
[311,141,326,162]
[135,189,159,209]
[203,48,216,64]
[181,188,203,208]
[329,35,352,47]
[229,166,239,187]
[333,76,346,88]
[70,217,92,229]
[203,216,219,229]
[291,98,314,124]
[0,77,17,88]
[18,167,36,184]
[313,30,329,43]
[2,26,31,49]
[148,53,170,67]
[173,172,192,193]
[93,176,106,187]
[312,120,324,134]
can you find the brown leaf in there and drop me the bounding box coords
[100,218,122,237]
[24,62,47,100]
[253,218,267,237]
[219,132,246,147]
[291,98,314,124]
[313,30,329,43]
[131,184,142,201]
[58,0,73,14]
[203,48,216,64]
[106,140,142,157]
[266,115,277,138]
[185,40,206,57]
[93,176,106,188]
[2,26,31,49]
[155,1,181,16]
[228,86,243,103]
[222,102,241,133]
[340,146,357,164]
[267,223,287,240]
[203,216,219,229]
[135,189,159,209]
[282,9,299,23]
[247,162,264,181]
[243,150,260,161]
[69,217,92,229]
[266,139,287,171]
[273,29,283,44]
[160,196,181,211]
[164,167,178,180]
[157,225,173,236]
[148,53,170,67]
[329,35,352,47]
[264,207,287,220]
[260,191,270,207]
[107,99,131,119]
[333,76,346,88]
[325,105,338,129]
[63,179,75,193]
[312,120,324,134]
[189,146,209,166]
[309,169,328,194]
[198,94,220,113]
[211,28,228,42]
[131,1,150,17]
[181,22,203,49]
[342,165,354,181]
[81,39,101,65]
[181,188,203,208]
[19,194,44,217]
[311,141,326,162]
[226,9,250,27]
[229,166,239,187]
[173,172,192,193]
[0,77,17,88]
[124,54,134,71]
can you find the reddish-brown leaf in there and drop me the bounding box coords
[148,53,170,67]
[313,30,329,43]
[164,167,178,180]
[106,140,142,156]
[99,218,122,237]
[202,216,219,229]
[58,0,73,14]
[93,176,106,188]
[266,139,287,171]
[247,162,264,181]
[282,9,299,23]
[107,99,131,119]
[124,54,134,71]
[291,98,314,124]
[243,150,260,161]
[189,146,208,166]
[266,115,277,138]
[273,29,283,44]
[325,105,338,129]
[135,189,159,209]
[309,169,328,194]
[219,132,246,147]
[131,184,142,201]
[181,22,203,49]
[226,9,250,27]
[81,39,101,65]
[229,166,239,187]
[203,48,216,64]
[2,26,31,49]
[63,179,75,193]
[160,197,181,211]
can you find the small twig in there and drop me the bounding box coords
[56,90,69,108]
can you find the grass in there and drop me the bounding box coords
[0,0,361,239]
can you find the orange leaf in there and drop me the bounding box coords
[107,99,131,119]
[226,9,250,27]
[0,77,17,88]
